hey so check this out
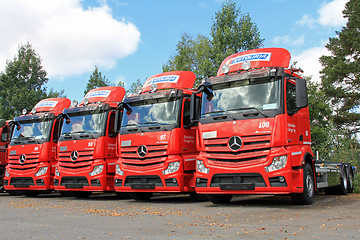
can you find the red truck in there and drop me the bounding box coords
[114,71,203,201]
[193,48,356,204]
[53,86,125,198]
[3,98,71,196]
[0,120,11,193]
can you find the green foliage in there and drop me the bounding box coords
[84,66,113,95]
[0,43,62,119]
[163,0,263,87]
[320,0,360,133]
[126,79,143,94]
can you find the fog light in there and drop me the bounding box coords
[279,176,285,183]
[196,178,201,183]
[35,166,48,177]
[196,160,209,174]
[89,165,104,176]
[116,164,124,175]
[163,161,180,175]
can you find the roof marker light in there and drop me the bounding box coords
[242,61,251,71]
[71,100,78,107]
[150,83,158,92]
[22,109,27,115]
[83,98,89,105]
[31,108,37,114]
[221,64,230,74]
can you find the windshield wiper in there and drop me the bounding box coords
[139,121,167,130]
[204,110,236,120]
[72,131,96,138]
[23,136,40,143]
[121,123,144,132]
[227,107,269,118]
[61,132,76,139]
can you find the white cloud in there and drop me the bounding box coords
[297,0,348,28]
[272,35,305,46]
[0,0,140,79]
[292,46,330,83]
[318,0,348,27]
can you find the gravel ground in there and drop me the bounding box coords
[0,192,359,240]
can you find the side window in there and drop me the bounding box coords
[1,126,8,142]
[108,112,116,137]
[183,100,191,128]
[286,81,297,115]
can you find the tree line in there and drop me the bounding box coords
[0,0,359,180]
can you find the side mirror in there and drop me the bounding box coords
[190,93,200,123]
[296,78,308,108]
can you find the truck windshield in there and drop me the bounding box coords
[60,110,107,140]
[11,119,53,145]
[121,98,180,131]
[201,78,281,118]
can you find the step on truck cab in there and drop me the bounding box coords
[54,86,125,198]
[0,120,11,192]
[193,48,355,205]
[115,71,201,201]
[4,98,71,196]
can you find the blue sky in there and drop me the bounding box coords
[0,0,348,102]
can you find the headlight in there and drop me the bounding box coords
[89,165,104,176]
[265,155,287,172]
[5,169,9,178]
[55,167,60,176]
[116,164,123,175]
[196,160,209,174]
[35,166,48,177]
[162,161,180,175]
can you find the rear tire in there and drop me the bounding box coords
[337,168,348,195]
[347,170,354,193]
[291,163,315,205]
[130,192,153,201]
[208,194,232,204]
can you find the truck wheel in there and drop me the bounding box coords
[337,168,348,195]
[347,170,354,193]
[291,163,315,205]
[208,194,232,204]
[130,192,153,201]
[189,192,209,202]
[71,191,92,198]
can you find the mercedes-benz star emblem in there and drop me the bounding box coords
[137,145,148,158]
[228,136,242,151]
[19,154,26,164]
[70,150,79,161]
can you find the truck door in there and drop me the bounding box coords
[181,97,197,171]
[0,125,9,165]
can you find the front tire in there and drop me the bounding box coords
[291,163,315,205]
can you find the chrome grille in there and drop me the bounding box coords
[8,153,39,171]
[121,144,168,169]
[204,134,271,164]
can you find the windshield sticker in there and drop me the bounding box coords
[35,101,58,108]
[144,75,180,87]
[227,53,272,66]
[85,90,111,99]
[263,103,277,110]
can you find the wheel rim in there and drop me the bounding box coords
[306,173,314,198]
[342,175,347,189]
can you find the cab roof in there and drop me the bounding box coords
[141,71,196,93]
[217,48,291,76]
[81,86,126,107]
[33,98,71,113]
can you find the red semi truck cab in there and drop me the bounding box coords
[114,71,200,201]
[194,48,315,204]
[53,86,125,197]
[4,98,71,196]
[0,120,11,192]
